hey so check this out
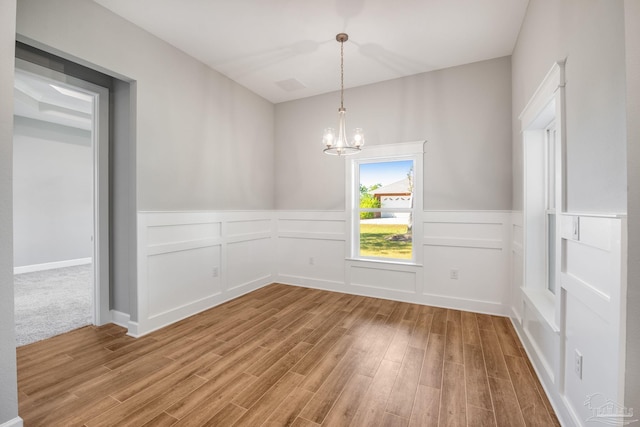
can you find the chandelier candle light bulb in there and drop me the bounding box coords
[323,33,364,155]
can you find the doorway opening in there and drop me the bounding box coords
[13,59,110,346]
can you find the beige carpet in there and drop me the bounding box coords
[14,264,93,346]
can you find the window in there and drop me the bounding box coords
[523,119,561,298]
[347,142,424,264]
[545,123,557,294]
[520,60,564,328]
[357,159,414,260]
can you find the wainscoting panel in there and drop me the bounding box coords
[423,245,505,309]
[147,244,221,317]
[275,210,510,315]
[226,237,273,292]
[146,221,221,246]
[422,211,511,314]
[277,211,346,241]
[137,210,514,335]
[511,212,524,321]
[136,211,275,336]
[521,298,557,382]
[510,213,627,427]
[226,218,271,237]
[560,214,626,426]
[276,211,346,289]
[347,261,420,295]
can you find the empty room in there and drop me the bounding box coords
[0,0,638,426]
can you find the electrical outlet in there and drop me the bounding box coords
[450,269,459,280]
[212,267,219,278]
[309,257,315,265]
[574,349,583,379]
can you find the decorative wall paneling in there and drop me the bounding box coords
[511,213,627,427]
[422,211,511,314]
[276,210,511,315]
[561,214,627,425]
[135,211,275,337]
[276,211,347,291]
[511,212,525,321]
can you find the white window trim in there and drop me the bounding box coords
[520,61,565,332]
[345,141,426,266]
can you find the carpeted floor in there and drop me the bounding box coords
[14,264,93,346]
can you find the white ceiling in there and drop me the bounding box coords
[14,69,93,130]
[93,0,529,103]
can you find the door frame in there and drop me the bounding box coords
[15,58,110,325]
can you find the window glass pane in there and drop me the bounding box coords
[359,160,414,202]
[360,215,412,259]
[546,127,556,210]
[548,213,556,294]
[358,160,414,260]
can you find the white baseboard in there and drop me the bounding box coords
[509,316,572,427]
[110,310,130,329]
[421,293,507,316]
[276,274,346,293]
[134,275,272,338]
[126,321,141,338]
[277,275,506,316]
[14,257,92,275]
[0,416,24,427]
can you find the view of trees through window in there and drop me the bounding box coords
[358,159,414,260]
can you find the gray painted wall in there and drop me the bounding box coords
[512,0,627,213]
[0,0,20,424]
[111,79,136,318]
[16,0,275,211]
[625,0,640,414]
[275,56,513,210]
[13,117,93,267]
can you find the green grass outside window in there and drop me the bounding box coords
[359,223,412,259]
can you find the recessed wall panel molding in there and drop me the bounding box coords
[136,209,517,338]
[348,261,420,295]
[511,212,627,427]
[561,214,626,424]
[146,221,221,247]
[522,299,557,382]
[511,211,524,322]
[136,211,276,336]
[276,211,347,290]
[277,211,346,241]
[147,244,222,318]
[226,218,272,238]
[275,210,511,315]
[422,211,511,314]
[227,237,273,291]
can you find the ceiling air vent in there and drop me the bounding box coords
[275,78,306,92]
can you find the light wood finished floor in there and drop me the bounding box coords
[17,284,560,426]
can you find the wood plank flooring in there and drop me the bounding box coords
[17,284,560,426]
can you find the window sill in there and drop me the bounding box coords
[522,287,559,333]
[346,258,423,268]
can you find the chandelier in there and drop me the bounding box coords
[322,33,364,155]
